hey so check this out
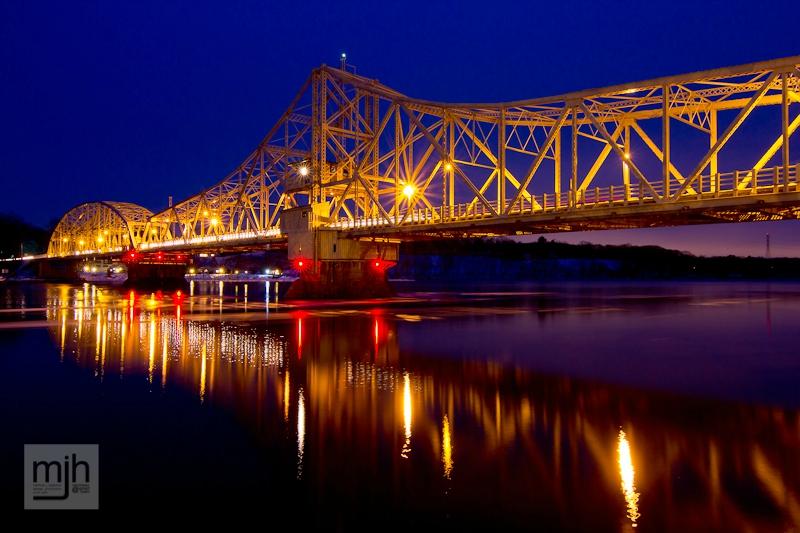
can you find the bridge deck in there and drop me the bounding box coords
[337,164,800,237]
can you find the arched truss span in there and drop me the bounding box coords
[48,201,154,257]
[140,54,800,247]
[51,55,800,254]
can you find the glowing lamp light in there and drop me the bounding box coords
[403,183,416,199]
[370,258,394,272]
[210,217,219,227]
[203,210,209,217]
[624,152,631,160]
[293,257,309,271]
[298,165,310,177]
[444,161,453,171]
[96,235,104,243]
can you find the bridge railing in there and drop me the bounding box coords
[331,163,800,230]
[138,228,283,250]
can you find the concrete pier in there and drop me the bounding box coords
[282,205,398,299]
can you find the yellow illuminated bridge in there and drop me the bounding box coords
[45,55,800,258]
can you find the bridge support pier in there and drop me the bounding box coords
[282,205,398,299]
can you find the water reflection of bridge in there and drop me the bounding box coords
[46,284,799,530]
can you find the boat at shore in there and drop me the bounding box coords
[78,261,128,285]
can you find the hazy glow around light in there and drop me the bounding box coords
[298,165,309,177]
[442,414,453,479]
[401,372,412,458]
[161,335,168,389]
[402,183,416,199]
[148,315,156,383]
[199,342,207,403]
[283,371,290,421]
[297,387,305,479]
[618,429,641,527]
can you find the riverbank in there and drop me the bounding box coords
[392,237,800,281]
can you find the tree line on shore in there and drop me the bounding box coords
[394,237,799,280]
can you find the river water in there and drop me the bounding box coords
[1,281,798,529]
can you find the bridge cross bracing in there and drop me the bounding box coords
[48,56,800,257]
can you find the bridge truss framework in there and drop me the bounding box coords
[48,55,800,257]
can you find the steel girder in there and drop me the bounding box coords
[48,201,154,256]
[48,55,800,255]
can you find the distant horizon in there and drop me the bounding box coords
[528,219,800,259]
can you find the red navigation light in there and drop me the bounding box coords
[370,258,394,272]
[156,252,163,261]
[126,250,138,263]
[293,257,310,271]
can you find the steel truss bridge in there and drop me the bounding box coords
[48,55,800,258]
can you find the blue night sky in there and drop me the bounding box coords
[1,0,797,256]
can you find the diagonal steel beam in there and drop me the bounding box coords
[672,71,779,199]
[629,121,696,194]
[505,108,570,213]
[400,104,497,215]
[578,121,624,192]
[329,104,396,219]
[580,103,661,200]
[737,112,800,189]
[355,170,393,224]
[451,115,535,205]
